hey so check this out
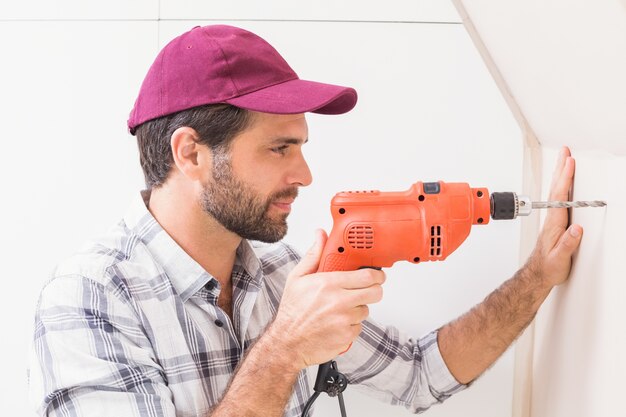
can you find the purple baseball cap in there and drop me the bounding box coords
[128,25,358,134]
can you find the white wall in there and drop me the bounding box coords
[0,18,155,415]
[454,1,626,416]
[1,2,524,416]
[531,147,622,417]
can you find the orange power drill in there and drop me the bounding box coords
[317,181,503,272]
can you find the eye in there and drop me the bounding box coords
[271,145,289,155]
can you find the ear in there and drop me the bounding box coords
[170,127,212,182]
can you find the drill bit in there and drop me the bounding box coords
[530,200,607,209]
[490,192,607,220]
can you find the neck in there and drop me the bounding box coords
[146,181,241,285]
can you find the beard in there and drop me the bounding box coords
[200,152,298,243]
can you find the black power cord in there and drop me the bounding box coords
[301,392,320,417]
[301,361,348,417]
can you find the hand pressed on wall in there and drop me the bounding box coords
[525,146,583,288]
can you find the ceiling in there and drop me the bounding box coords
[454,0,626,155]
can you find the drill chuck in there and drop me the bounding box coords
[490,192,532,220]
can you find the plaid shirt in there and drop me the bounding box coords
[29,192,465,416]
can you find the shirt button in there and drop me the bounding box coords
[205,280,216,290]
[214,319,224,327]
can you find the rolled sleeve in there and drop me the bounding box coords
[335,318,467,413]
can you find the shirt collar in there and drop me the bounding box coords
[234,237,262,281]
[122,191,263,302]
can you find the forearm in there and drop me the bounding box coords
[210,323,302,417]
[437,263,551,384]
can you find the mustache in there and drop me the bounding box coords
[270,187,299,202]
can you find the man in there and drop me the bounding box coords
[29,25,583,416]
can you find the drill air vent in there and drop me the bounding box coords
[430,225,442,257]
[347,225,374,249]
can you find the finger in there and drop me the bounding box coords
[545,157,575,230]
[350,323,364,339]
[549,156,575,201]
[344,305,370,325]
[345,284,384,306]
[339,325,364,354]
[336,269,386,289]
[549,147,571,193]
[553,224,583,258]
[289,229,328,278]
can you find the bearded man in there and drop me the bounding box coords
[29,25,583,417]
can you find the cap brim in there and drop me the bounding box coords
[224,79,357,115]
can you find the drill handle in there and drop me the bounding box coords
[317,232,342,272]
[317,226,361,272]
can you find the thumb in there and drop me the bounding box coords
[290,229,328,278]
[554,224,583,258]
[542,224,583,286]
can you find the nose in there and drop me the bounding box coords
[288,151,313,187]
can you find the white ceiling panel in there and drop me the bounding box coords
[455,0,626,155]
[0,0,158,20]
[159,0,461,23]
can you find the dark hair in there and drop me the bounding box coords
[135,104,253,189]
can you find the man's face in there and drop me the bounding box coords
[200,112,312,242]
